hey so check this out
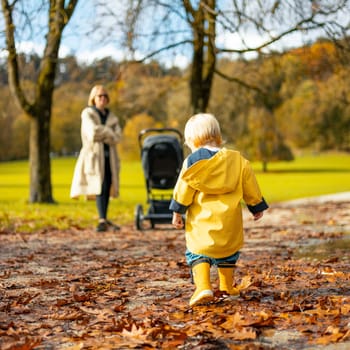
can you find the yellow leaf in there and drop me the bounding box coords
[230,327,257,340]
[220,312,244,330]
[237,275,254,290]
[122,324,146,338]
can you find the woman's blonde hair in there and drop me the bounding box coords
[88,85,110,106]
[184,113,223,150]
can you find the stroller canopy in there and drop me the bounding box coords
[141,134,183,190]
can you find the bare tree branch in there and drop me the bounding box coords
[134,39,192,62]
[216,17,327,54]
[214,67,266,96]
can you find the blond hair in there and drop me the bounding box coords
[88,85,110,106]
[184,113,223,150]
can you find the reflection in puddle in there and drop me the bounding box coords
[261,328,350,349]
[295,234,350,261]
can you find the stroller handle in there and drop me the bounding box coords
[138,128,183,147]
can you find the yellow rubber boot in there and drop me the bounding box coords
[189,262,214,307]
[218,267,240,296]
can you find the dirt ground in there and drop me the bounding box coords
[0,195,349,349]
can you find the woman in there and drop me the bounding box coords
[70,85,122,232]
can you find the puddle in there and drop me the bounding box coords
[295,234,350,261]
[260,329,350,350]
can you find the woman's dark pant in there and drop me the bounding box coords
[96,157,112,220]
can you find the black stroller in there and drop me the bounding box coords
[135,128,184,230]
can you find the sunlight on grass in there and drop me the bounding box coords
[0,152,349,232]
[251,153,350,203]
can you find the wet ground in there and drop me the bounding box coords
[0,193,349,349]
[242,193,350,349]
[296,236,350,261]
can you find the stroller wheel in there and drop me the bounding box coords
[135,204,144,230]
[148,205,156,229]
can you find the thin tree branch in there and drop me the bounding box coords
[216,18,327,54]
[133,39,192,62]
[214,67,266,97]
[1,0,34,116]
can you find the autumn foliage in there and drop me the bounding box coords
[1,200,349,349]
[1,40,350,164]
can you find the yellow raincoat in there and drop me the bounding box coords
[172,148,267,259]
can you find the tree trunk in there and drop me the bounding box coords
[1,0,78,203]
[190,30,205,113]
[262,160,268,173]
[29,111,54,203]
[189,0,216,113]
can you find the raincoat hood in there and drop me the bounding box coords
[182,148,242,194]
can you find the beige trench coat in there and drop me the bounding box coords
[70,107,122,199]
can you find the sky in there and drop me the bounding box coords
[1,1,349,69]
[58,4,320,67]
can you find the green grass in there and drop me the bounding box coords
[0,152,349,232]
[0,158,148,232]
[252,152,350,203]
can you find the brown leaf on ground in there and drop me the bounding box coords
[0,201,349,349]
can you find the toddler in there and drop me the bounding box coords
[170,113,268,306]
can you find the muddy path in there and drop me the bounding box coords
[0,199,349,349]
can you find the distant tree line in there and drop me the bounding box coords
[0,39,349,166]
[2,0,348,203]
